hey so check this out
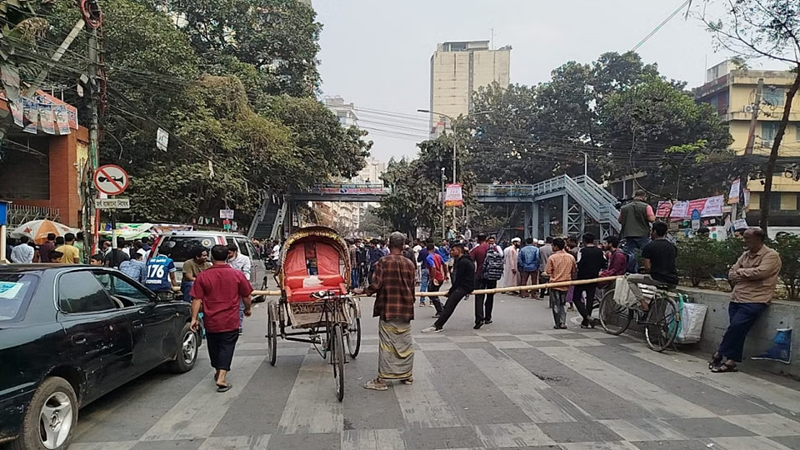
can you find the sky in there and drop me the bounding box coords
[313,0,787,163]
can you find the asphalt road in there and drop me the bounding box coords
[33,292,800,449]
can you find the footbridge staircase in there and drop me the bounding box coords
[475,175,621,239]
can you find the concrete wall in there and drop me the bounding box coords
[678,287,800,378]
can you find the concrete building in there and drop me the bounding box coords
[428,40,511,137]
[324,96,358,128]
[695,60,800,225]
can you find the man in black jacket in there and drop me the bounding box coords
[422,240,475,333]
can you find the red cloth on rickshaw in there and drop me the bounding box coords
[283,241,346,302]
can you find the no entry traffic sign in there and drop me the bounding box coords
[94,164,130,196]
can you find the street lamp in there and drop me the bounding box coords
[417,108,494,227]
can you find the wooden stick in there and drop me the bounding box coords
[246,276,622,299]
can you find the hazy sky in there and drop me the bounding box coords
[313,0,784,163]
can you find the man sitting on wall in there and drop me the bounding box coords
[709,227,781,373]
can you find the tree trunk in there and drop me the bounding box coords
[759,67,800,233]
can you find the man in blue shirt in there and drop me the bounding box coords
[145,253,178,300]
[417,239,433,303]
[436,239,450,265]
[517,238,541,299]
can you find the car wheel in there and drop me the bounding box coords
[168,323,198,373]
[10,376,77,450]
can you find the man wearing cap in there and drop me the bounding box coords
[422,240,475,333]
[500,238,521,290]
[355,232,417,390]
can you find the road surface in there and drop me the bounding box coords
[62,293,800,450]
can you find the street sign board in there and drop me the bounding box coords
[96,198,130,209]
[94,164,129,196]
[219,209,234,219]
[156,127,169,152]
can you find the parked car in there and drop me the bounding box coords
[0,265,200,450]
[150,231,265,301]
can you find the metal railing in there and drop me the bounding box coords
[475,175,621,232]
[6,204,61,228]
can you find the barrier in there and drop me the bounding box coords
[246,276,622,298]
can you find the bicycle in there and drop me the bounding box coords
[598,282,681,352]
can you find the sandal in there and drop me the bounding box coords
[401,377,414,385]
[364,379,388,391]
[708,354,722,370]
[711,363,738,373]
[216,383,233,393]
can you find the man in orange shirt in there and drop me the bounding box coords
[544,238,576,329]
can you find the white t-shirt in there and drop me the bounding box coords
[271,244,281,261]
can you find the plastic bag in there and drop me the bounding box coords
[613,278,638,307]
[675,296,707,344]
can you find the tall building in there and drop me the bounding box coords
[695,60,800,225]
[324,96,358,127]
[428,40,511,137]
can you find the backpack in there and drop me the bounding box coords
[623,249,638,274]
[483,245,505,281]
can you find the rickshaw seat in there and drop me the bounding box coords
[285,274,346,303]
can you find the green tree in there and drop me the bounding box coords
[160,0,321,97]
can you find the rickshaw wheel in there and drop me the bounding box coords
[266,305,277,366]
[267,320,277,366]
[332,323,345,402]
[346,303,361,358]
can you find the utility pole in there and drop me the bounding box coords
[744,78,764,155]
[83,0,104,254]
[738,78,763,226]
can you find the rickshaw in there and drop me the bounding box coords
[265,226,362,401]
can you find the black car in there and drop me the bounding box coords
[0,265,200,450]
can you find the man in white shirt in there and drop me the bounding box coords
[270,240,281,270]
[227,243,252,334]
[10,237,34,263]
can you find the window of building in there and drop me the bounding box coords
[763,122,780,143]
[769,193,782,211]
[763,88,785,107]
[796,123,800,142]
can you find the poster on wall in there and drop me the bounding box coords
[22,97,38,134]
[54,105,71,135]
[38,104,55,135]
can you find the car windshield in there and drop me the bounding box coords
[0,273,38,321]
[158,237,215,263]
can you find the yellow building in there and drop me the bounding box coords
[695,61,800,225]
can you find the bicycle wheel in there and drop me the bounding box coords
[346,301,361,358]
[332,324,345,402]
[644,297,679,352]
[599,289,633,336]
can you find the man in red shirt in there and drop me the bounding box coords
[190,245,253,392]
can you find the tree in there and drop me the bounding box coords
[700,0,800,231]
[37,0,369,223]
[599,77,734,198]
[160,0,322,97]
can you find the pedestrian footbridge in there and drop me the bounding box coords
[249,175,621,240]
[474,175,621,239]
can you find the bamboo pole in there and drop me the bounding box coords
[245,275,622,299]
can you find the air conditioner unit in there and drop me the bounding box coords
[743,104,756,113]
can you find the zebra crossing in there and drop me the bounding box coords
[66,295,800,450]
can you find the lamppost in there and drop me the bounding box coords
[417,109,494,228]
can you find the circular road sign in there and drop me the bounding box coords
[94,164,130,196]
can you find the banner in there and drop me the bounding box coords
[656,201,672,218]
[54,105,71,135]
[22,97,38,134]
[660,196,724,220]
[445,183,463,207]
[728,178,741,204]
[38,104,55,135]
[670,201,689,219]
